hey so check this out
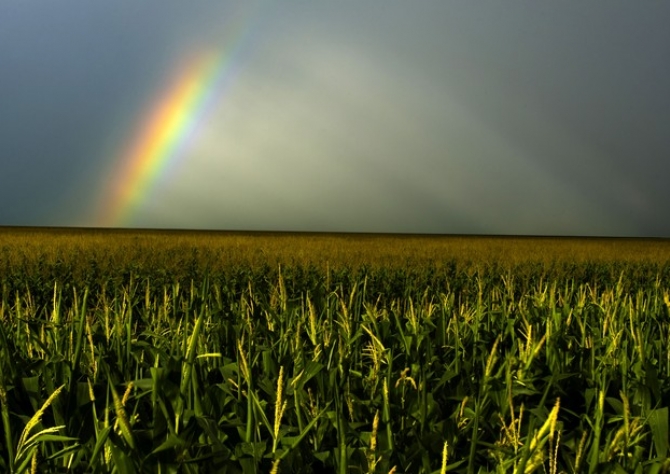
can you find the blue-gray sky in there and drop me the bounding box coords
[1,1,669,237]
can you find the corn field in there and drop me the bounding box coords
[1,228,670,473]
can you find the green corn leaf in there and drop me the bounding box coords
[88,425,112,468]
[648,407,669,459]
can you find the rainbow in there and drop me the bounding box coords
[98,51,224,227]
[97,5,264,228]
[98,46,240,228]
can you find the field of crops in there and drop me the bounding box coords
[1,227,670,473]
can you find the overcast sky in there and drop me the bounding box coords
[1,1,669,237]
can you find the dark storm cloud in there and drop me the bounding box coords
[0,1,668,236]
[437,1,670,236]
